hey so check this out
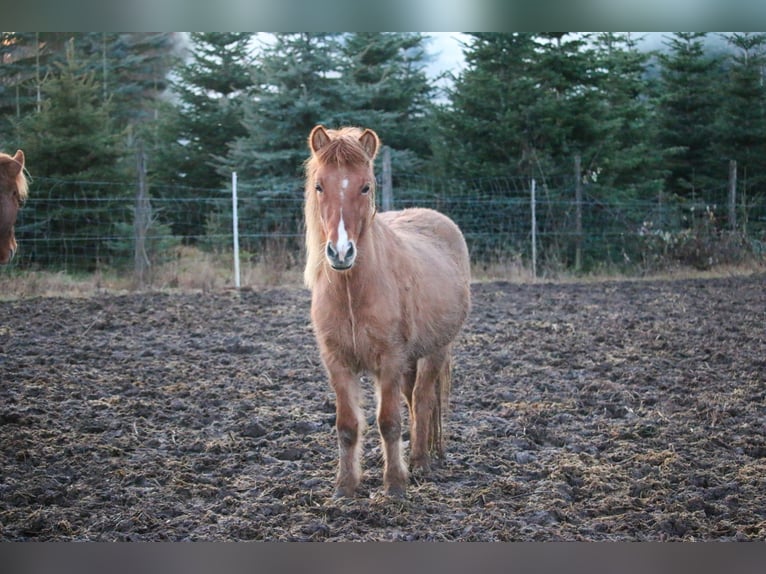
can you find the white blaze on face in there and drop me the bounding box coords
[333,176,351,260]
[336,209,350,260]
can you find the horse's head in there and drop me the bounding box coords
[0,150,27,265]
[307,126,379,272]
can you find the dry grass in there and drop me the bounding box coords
[471,255,765,285]
[0,246,303,300]
[1,247,763,300]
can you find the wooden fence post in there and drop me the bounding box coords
[381,146,393,211]
[531,178,537,280]
[728,159,737,231]
[134,143,151,288]
[574,154,583,272]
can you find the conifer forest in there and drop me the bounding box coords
[1,32,765,275]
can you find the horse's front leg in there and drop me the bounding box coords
[327,363,364,498]
[376,363,408,497]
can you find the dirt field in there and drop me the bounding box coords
[1,273,764,541]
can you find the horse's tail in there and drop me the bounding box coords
[429,347,452,459]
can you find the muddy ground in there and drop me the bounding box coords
[0,273,764,541]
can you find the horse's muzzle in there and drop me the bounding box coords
[326,240,356,270]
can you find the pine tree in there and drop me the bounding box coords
[433,33,538,179]
[90,33,180,127]
[0,33,72,143]
[224,33,346,249]
[526,33,609,182]
[656,33,724,201]
[340,32,435,171]
[14,41,126,270]
[226,33,440,252]
[150,32,254,240]
[229,33,345,185]
[717,33,766,206]
[590,33,664,200]
[0,33,180,138]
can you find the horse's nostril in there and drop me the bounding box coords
[326,242,338,258]
[346,243,355,259]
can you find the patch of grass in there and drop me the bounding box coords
[2,247,763,300]
[0,245,304,300]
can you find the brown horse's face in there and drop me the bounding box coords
[310,127,379,272]
[314,163,375,271]
[0,150,25,265]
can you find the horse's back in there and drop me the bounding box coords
[379,207,470,278]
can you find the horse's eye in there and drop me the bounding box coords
[361,184,370,195]
[315,183,323,194]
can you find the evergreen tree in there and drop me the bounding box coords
[437,33,610,183]
[226,33,441,253]
[432,33,538,179]
[0,33,179,138]
[656,33,724,201]
[150,32,254,240]
[225,33,346,248]
[527,33,608,182]
[590,33,664,200]
[340,32,435,171]
[0,33,73,143]
[229,33,345,185]
[717,33,766,209]
[89,33,180,127]
[14,42,126,270]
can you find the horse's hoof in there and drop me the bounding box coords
[333,486,356,499]
[410,457,432,475]
[384,485,406,499]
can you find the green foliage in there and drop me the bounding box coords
[656,33,725,200]
[228,33,344,185]
[1,32,764,274]
[432,33,661,191]
[12,45,128,270]
[717,33,766,196]
[432,33,539,180]
[340,32,435,172]
[226,33,437,254]
[587,33,665,201]
[149,33,255,241]
[0,33,179,138]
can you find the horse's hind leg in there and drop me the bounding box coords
[402,360,417,419]
[329,366,364,498]
[376,362,409,497]
[410,346,450,473]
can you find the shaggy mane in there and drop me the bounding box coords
[0,152,28,203]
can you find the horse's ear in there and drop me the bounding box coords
[10,150,24,175]
[359,129,379,160]
[309,125,331,153]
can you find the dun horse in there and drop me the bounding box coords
[304,126,471,497]
[0,150,27,265]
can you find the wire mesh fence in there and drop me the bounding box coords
[10,173,766,280]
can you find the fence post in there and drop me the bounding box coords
[728,159,737,231]
[133,142,150,288]
[381,146,393,211]
[531,178,537,280]
[232,171,241,290]
[574,154,583,272]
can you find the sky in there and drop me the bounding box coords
[426,32,468,77]
[425,33,737,79]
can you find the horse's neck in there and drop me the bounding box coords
[327,218,389,300]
